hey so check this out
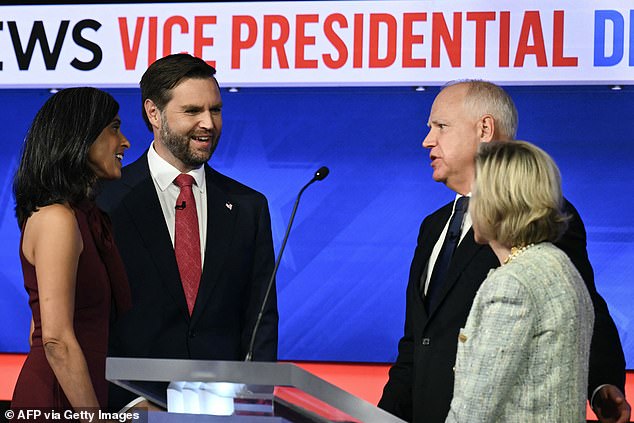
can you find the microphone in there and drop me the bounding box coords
[175,201,186,210]
[245,166,330,361]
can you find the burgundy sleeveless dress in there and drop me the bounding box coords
[11,200,130,411]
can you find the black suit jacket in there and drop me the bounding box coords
[97,153,278,408]
[378,198,625,422]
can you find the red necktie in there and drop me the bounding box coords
[174,174,202,315]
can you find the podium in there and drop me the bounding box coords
[106,357,405,422]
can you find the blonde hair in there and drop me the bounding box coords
[470,140,569,247]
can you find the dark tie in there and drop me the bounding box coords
[425,196,469,311]
[174,174,202,315]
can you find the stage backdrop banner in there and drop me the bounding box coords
[1,0,634,87]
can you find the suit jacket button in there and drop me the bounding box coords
[189,331,196,338]
[422,338,430,346]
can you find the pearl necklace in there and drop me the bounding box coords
[503,243,535,265]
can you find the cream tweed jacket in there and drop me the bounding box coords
[446,242,594,423]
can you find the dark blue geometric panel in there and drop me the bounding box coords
[1,86,632,369]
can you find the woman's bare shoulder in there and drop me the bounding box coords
[22,203,81,262]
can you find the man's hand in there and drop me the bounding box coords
[593,384,631,423]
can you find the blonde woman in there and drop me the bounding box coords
[446,140,594,422]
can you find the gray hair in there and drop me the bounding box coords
[445,80,518,140]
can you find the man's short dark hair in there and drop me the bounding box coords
[140,53,217,131]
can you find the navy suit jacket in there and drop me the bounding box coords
[378,199,625,422]
[97,153,278,407]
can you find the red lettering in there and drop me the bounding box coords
[514,11,547,67]
[231,15,257,69]
[353,14,363,68]
[323,13,348,69]
[263,15,289,69]
[148,17,157,66]
[467,12,495,67]
[402,13,426,68]
[499,11,510,67]
[552,10,577,67]
[163,16,188,56]
[369,13,397,68]
[432,12,461,68]
[194,16,216,67]
[295,14,318,69]
[118,17,144,70]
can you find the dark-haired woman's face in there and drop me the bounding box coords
[88,115,130,180]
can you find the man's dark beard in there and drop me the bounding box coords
[159,114,215,168]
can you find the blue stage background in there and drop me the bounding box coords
[1,85,632,367]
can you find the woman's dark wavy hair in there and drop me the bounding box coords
[13,87,119,227]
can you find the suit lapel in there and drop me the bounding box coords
[190,166,238,326]
[122,155,190,322]
[428,227,487,315]
[410,204,453,320]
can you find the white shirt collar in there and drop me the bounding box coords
[147,141,206,193]
[453,192,471,208]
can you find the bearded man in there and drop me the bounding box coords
[98,53,278,411]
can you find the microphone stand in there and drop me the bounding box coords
[245,167,329,361]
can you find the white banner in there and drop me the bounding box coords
[0,1,632,87]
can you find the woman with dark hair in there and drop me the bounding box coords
[11,87,131,415]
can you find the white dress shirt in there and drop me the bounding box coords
[147,142,207,265]
[422,194,472,295]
